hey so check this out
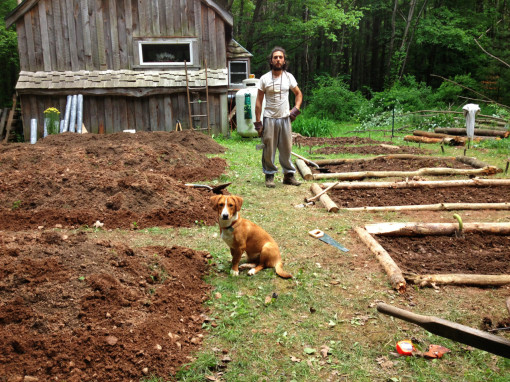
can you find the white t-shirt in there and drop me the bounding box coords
[258,71,298,119]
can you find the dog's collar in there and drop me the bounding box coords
[222,219,238,232]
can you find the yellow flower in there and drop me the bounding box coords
[44,107,60,115]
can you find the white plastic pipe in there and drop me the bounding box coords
[43,118,48,138]
[69,95,78,133]
[77,94,83,134]
[63,95,72,132]
[60,119,65,133]
[30,119,37,144]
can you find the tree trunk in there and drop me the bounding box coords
[321,178,510,189]
[435,127,510,138]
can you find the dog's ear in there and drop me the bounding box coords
[210,195,221,211]
[233,195,243,211]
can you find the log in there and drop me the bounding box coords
[321,178,510,190]
[313,154,455,165]
[344,203,510,212]
[404,135,445,144]
[312,166,499,180]
[364,222,510,236]
[435,127,509,138]
[296,158,313,180]
[306,181,340,202]
[405,273,510,287]
[310,183,339,212]
[413,130,453,139]
[354,227,406,293]
[456,156,495,169]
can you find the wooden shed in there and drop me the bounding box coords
[5,0,235,139]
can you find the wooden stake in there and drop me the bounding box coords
[355,227,406,293]
[310,183,339,212]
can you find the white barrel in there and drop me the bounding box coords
[236,78,265,137]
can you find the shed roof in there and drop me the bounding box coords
[16,69,228,91]
[227,39,253,60]
[5,0,233,29]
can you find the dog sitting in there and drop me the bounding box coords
[210,195,292,279]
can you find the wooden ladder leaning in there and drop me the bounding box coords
[184,60,211,134]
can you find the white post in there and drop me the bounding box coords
[60,119,65,133]
[43,118,48,137]
[69,95,78,133]
[30,119,37,144]
[77,94,83,134]
[63,95,72,132]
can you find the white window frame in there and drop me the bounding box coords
[229,60,249,86]
[137,38,196,66]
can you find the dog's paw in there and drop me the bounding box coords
[230,269,239,276]
[247,268,256,276]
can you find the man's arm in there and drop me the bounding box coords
[255,89,265,121]
[292,86,303,110]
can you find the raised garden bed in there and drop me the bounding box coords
[355,222,510,293]
[309,178,510,213]
[296,154,501,181]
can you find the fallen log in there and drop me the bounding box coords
[405,273,510,287]
[295,158,313,180]
[364,222,510,236]
[404,135,466,145]
[435,127,509,138]
[312,166,500,180]
[354,227,406,293]
[343,203,510,212]
[313,154,458,165]
[310,183,339,212]
[321,178,510,189]
[456,156,496,169]
[413,130,454,139]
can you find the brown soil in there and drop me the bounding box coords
[313,157,473,174]
[0,131,227,230]
[292,135,431,155]
[0,131,224,381]
[0,231,211,381]
[328,186,510,207]
[376,233,510,275]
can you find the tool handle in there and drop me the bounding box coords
[291,152,320,168]
[377,303,430,326]
[308,229,324,239]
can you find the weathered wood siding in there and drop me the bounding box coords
[16,0,229,71]
[20,92,225,139]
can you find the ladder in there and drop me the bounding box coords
[185,60,211,134]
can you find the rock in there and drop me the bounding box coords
[142,367,149,375]
[105,335,118,346]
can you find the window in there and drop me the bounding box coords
[137,39,195,66]
[229,61,248,86]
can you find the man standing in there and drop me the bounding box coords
[254,47,303,188]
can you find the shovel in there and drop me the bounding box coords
[185,182,231,194]
[309,229,349,252]
[291,152,330,173]
[377,303,510,358]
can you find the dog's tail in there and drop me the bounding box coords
[275,262,292,279]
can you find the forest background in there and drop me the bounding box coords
[1,0,509,129]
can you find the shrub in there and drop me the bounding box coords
[292,113,336,137]
[306,75,368,122]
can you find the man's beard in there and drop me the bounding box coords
[272,66,283,71]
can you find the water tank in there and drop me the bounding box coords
[236,78,265,137]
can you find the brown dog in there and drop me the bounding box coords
[210,195,292,278]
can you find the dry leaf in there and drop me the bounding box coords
[320,345,331,358]
[290,355,301,362]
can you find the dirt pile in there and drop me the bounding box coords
[0,131,227,230]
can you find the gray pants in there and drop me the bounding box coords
[261,117,296,175]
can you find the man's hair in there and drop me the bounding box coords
[268,46,288,70]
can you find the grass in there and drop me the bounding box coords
[120,125,510,381]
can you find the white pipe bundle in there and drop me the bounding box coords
[69,95,78,133]
[30,119,37,144]
[63,95,72,132]
[77,94,83,134]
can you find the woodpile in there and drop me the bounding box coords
[405,126,509,146]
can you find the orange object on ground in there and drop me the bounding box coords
[396,340,416,356]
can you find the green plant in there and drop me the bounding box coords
[43,107,60,135]
[11,200,21,210]
[292,115,337,137]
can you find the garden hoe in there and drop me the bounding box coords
[377,303,510,358]
[185,182,231,194]
[291,152,330,173]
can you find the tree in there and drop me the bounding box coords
[0,0,18,108]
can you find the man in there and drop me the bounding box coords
[254,47,303,188]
